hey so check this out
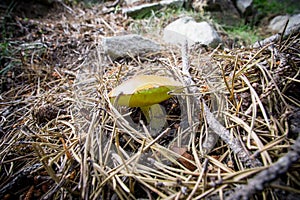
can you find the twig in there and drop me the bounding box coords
[226,132,300,200]
[181,41,262,168]
[252,25,300,48]
[202,100,262,168]
[0,163,42,199]
[106,0,123,8]
[180,41,219,153]
[57,0,75,14]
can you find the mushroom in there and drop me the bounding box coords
[108,75,182,130]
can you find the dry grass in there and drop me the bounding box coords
[1,1,300,200]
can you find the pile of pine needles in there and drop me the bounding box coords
[1,2,300,200]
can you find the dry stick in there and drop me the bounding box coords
[252,24,300,48]
[0,163,42,199]
[180,41,262,168]
[179,41,219,153]
[202,101,262,168]
[226,132,300,200]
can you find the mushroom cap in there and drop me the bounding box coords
[109,75,182,107]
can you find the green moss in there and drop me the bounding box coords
[253,0,299,15]
[225,25,262,45]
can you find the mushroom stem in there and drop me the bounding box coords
[140,106,151,123]
[141,104,167,132]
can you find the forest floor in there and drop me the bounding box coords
[0,0,300,199]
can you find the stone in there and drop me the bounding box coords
[193,0,241,26]
[122,2,161,18]
[122,0,184,18]
[124,0,141,5]
[163,17,221,47]
[268,14,300,33]
[193,0,236,12]
[236,0,253,15]
[160,0,184,7]
[102,34,161,60]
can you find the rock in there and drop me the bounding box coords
[193,0,236,12]
[122,2,160,18]
[268,14,300,33]
[193,0,241,26]
[236,0,253,15]
[163,17,221,47]
[160,0,184,7]
[122,0,184,18]
[124,0,141,5]
[102,34,161,60]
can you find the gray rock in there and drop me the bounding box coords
[160,0,184,7]
[193,0,237,13]
[193,0,241,27]
[236,0,253,15]
[102,34,161,60]
[123,2,160,18]
[268,14,300,33]
[163,17,221,47]
[123,0,184,18]
[124,0,141,5]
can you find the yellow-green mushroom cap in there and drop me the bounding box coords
[108,75,182,107]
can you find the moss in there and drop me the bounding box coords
[253,0,300,15]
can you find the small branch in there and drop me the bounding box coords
[106,0,123,8]
[227,133,300,200]
[202,100,262,168]
[181,41,190,75]
[0,163,42,199]
[179,41,219,152]
[180,41,262,167]
[252,25,300,48]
